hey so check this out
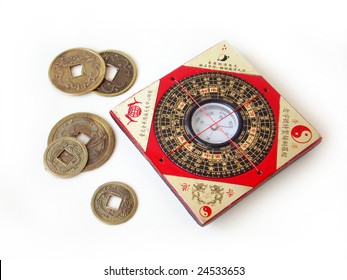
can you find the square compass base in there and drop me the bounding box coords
[110,41,322,226]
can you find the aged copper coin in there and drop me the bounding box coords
[91,182,138,224]
[47,112,115,171]
[94,50,137,96]
[49,48,106,95]
[43,137,88,178]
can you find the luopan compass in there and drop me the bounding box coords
[110,41,322,226]
[154,72,276,178]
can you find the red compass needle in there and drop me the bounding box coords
[168,78,261,173]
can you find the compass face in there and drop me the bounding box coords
[154,72,276,178]
[188,100,241,146]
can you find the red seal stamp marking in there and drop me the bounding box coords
[125,97,142,125]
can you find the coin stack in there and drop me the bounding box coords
[49,48,137,97]
[43,112,115,178]
[46,48,138,224]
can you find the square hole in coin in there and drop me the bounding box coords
[69,64,85,78]
[105,64,118,81]
[107,195,122,210]
[76,132,91,145]
[57,149,74,165]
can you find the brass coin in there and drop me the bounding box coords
[43,137,88,178]
[94,50,137,96]
[91,182,138,224]
[47,112,115,171]
[49,48,106,95]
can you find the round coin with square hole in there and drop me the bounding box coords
[47,112,115,171]
[94,50,137,96]
[49,48,106,95]
[43,137,88,178]
[91,182,138,224]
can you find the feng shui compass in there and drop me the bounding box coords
[155,72,276,178]
[110,41,322,226]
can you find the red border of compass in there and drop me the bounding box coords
[110,65,324,225]
[142,66,280,187]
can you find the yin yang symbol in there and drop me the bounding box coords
[291,125,312,144]
[199,206,212,218]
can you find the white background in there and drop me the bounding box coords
[0,0,346,279]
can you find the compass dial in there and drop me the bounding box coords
[154,72,276,178]
[189,101,241,146]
